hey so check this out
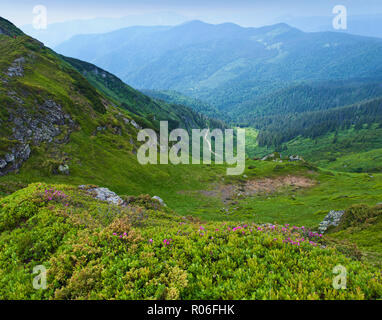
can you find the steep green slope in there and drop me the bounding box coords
[0,17,24,37]
[0,16,225,197]
[61,56,226,132]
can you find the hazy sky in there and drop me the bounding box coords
[2,0,382,27]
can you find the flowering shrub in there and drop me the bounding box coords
[41,187,70,207]
[0,183,381,300]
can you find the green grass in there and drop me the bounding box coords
[325,204,382,267]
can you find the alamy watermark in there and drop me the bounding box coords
[332,265,347,290]
[32,5,47,30]
[333,5,347,30]
[32,264,47,290]
[137,121,246,175]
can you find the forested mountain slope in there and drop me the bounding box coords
[56,20,382,114]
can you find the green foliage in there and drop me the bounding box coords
[1,17,382,300]
[63,66,106,114]
[256,98,382,147]
[61,56,227,133]
[0,183,381,300]
[337,204,382,231]
[326,204,382,267]
[0,17,24,37]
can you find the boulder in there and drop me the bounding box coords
[86,187,124,205]
[289,155,303,161]
[0,159,7,169]
[5,153,14,162]
[318,210,345,233]
[152,196,166,207]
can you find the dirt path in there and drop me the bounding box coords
[197,175,315,204]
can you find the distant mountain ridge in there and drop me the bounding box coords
[56,20,382,116]
[20,12,188,48]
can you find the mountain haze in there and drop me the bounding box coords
[57,20,382,115]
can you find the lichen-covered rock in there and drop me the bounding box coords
[4,153,14,163]
[0,159,7,169]
[80,186,124,205]
[318,210,345,233]
[0,143,31,176]
[0,98,75,176]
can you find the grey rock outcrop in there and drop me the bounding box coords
[4,153,15,162]
[318,210,345,233]
[1,98,75,176]
[7,57,25,77]
[0,144,31,176]
[79,186,124,205]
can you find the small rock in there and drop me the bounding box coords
[5,153,14,162]
[58,164,70,175]
[130,120,141,129]
[289,155,303,162]
[152,196,166,207]
[0,159,7,169]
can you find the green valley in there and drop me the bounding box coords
[0,13,381,301]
